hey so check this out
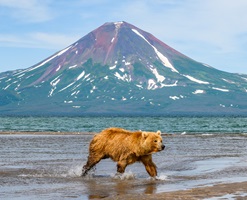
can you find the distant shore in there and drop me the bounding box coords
[0,131,173,136]
[105,181,247,199]
[0,131,95,135]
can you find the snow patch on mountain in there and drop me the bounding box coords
[90,86,97,93]
[222,78,235,84]
[114,72,131,82]
[183,75,209,84]
[59,82,75,92]
[77,71,85,81]
[147,79,158,90]
[160,81,178,88]
[149,65,165,82]
[50,75,62,86]
[56,65,61,72]
[132,29,178,73]
[50,78,60,87]
[28,45,72,74]
[0,76,7,81]
[136,84,143,89]
[114,21,123,29]
[119,68,125,72]
[193,90,205,94]
[69,64,77,69]
[169,95,185,100]
[212,87,229,92]
[240,77,247,82]
[110,65,116,70]
[17,73,25,78]
[169,96,179,100]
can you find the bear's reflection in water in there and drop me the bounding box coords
[83,175,160,199]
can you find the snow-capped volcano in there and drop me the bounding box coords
[1,21,247,116]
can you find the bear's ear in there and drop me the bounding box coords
[142,131,149,139]
[157,130,161,135]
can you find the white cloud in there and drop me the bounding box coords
[0,0,53,23]
[29,32,80,48]
[0,32,80,49]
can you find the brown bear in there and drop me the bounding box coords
[82,127,165,178]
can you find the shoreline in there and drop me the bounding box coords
[105,181,247,199]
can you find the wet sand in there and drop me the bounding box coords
[105,181,247,199]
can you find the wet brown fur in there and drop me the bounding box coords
[82,127,165,177]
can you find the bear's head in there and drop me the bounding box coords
[142,131,165,154]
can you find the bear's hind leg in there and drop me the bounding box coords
[116,160,127,174]
[81,154,103,176]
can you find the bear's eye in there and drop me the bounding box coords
[154,140,157,143]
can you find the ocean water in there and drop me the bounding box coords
[1,116,247,134]
[1,117,247,199]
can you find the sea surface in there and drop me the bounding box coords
[1,116,247,134]
[1,117,247,199]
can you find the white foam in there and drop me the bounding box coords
[68,164,84,177]
[201,133,214,136]
[111,171,136,180]
[155,174,169,181]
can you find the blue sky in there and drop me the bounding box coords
[1,0,247,73]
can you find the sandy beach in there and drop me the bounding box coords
[104,181,247,199]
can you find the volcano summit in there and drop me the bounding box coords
[1,21,247,116]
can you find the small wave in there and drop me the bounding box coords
[181,131,187,135]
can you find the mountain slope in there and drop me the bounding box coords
[1,21,247,116]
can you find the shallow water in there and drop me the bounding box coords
[1,134,247,199]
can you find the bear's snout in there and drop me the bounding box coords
[161,145,165,150]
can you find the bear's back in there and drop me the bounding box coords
[100,127,141,139]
